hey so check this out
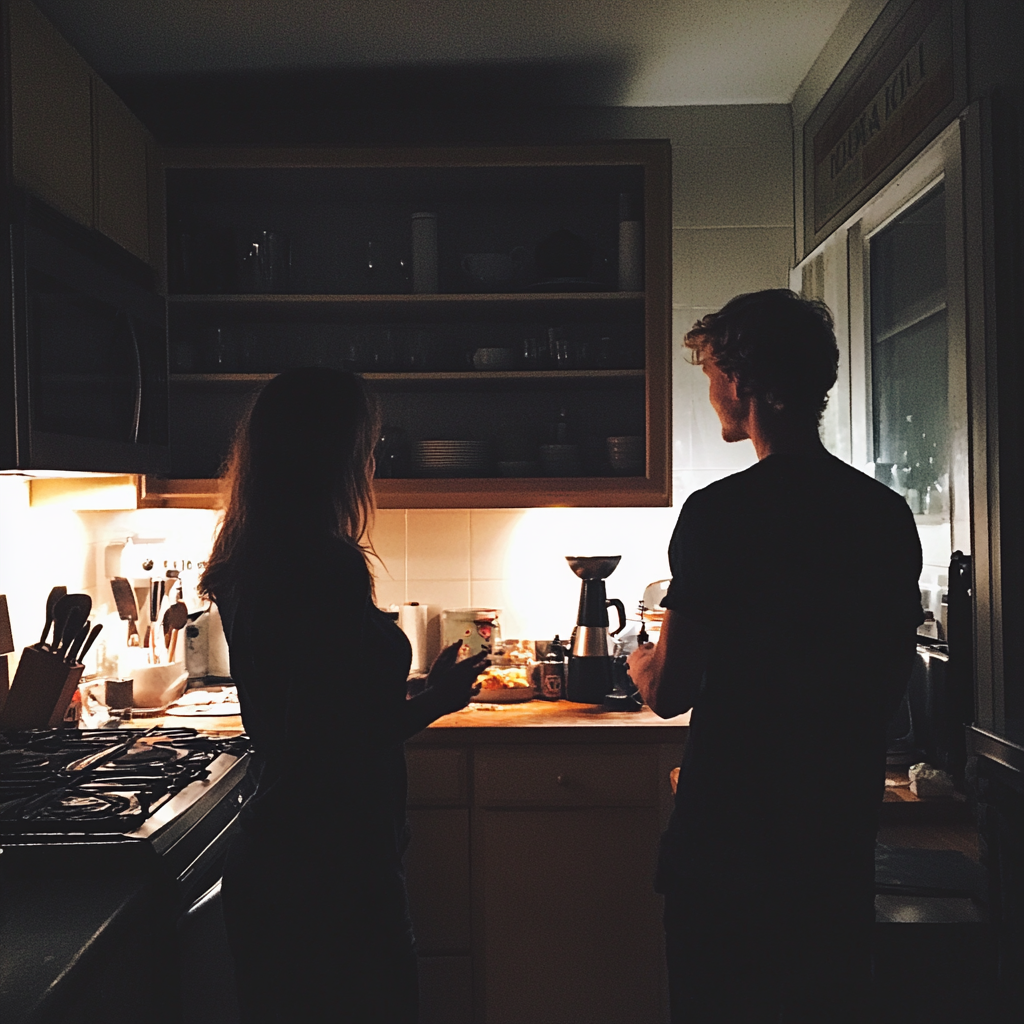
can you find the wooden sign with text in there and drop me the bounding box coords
[804,0,965,249]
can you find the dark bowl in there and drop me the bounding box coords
[565,555,621,580]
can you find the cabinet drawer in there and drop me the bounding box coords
[475,746,657,808]
[407,747,468,806]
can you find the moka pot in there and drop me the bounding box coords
[565,556,626,704]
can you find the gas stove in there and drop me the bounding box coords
[0,727,253,904]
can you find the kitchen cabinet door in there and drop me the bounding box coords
[8,0,93,227]
[406,808,471,954]
[474,806,667,1024]
[92,75,151,264]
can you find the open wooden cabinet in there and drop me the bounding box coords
[141,142,671,509]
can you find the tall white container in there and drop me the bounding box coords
[411,212,438,293]
[618,193,643,291]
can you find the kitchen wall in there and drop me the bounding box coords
[0,103,795,668]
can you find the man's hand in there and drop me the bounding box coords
[627,641,658,702]
[625,610,710,718]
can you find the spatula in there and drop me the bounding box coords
[39,586,68,648]
[110,577,141,647]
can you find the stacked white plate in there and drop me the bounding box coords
[606,435,644,474]
[413,440,491,477]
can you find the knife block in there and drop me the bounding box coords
[0,645,84,729]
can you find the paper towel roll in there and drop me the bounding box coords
[400,603,429,674]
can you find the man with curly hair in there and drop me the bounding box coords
[629,289,923,1022]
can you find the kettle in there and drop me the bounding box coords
[565,556,626,704]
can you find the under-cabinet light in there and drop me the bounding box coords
[28,475,139,510]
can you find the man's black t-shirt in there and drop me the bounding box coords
[658,452,922,895]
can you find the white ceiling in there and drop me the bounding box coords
[35,0,853,106]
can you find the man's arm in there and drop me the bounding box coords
[876,628,920,722]
[626,609,711,718]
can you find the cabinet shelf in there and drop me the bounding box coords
[169,291,644,304]
[138,473,663,510]
[168,291,645,325]
[171,369,645,385]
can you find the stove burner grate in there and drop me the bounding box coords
[0,726,249,835]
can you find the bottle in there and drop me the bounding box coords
[535,635,566,700]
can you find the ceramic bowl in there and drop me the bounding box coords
[123,661,188,711]
[472,347,517,370]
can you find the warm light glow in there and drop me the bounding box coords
[501,506,677,640]
[29,476,138,510]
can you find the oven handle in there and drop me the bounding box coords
[121,310,143,444]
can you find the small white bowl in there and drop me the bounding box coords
[123,661,188,710]
[472,347,517,370]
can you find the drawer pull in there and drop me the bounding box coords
[556,774,569,786]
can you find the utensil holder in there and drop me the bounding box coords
[0,645,85,729]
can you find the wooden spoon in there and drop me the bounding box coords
[163,601,189,663]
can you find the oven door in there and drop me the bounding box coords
[9,195,169,473]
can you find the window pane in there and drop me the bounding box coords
[870,186,948,517]
[871,310,949,514]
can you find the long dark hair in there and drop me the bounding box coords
[199,368,380,600]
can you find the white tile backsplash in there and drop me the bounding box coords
[469,510,525,580]
[407,510,471,580]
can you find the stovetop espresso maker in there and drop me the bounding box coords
[565,556,626,703]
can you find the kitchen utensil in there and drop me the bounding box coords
[39,586,67,647]
[64,620,91,665]
[0,594,13,656]
[78,623,103,662]
[0,644,85,729]
[110,577,141,647]
[565,556,626,704]
[54,604,88,660]
[163,600,189,651]
[0,594,12,711]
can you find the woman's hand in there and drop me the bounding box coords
[423,640,490,717]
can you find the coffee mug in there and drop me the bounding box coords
[461,247,528,285]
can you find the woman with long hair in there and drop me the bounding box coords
[199,368,486,1023]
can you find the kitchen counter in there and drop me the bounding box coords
[0,873,178,1024]
[413,699,690,744]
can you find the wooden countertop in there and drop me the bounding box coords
[411,700,690,745]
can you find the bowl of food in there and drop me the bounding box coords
[471,663,536,702]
